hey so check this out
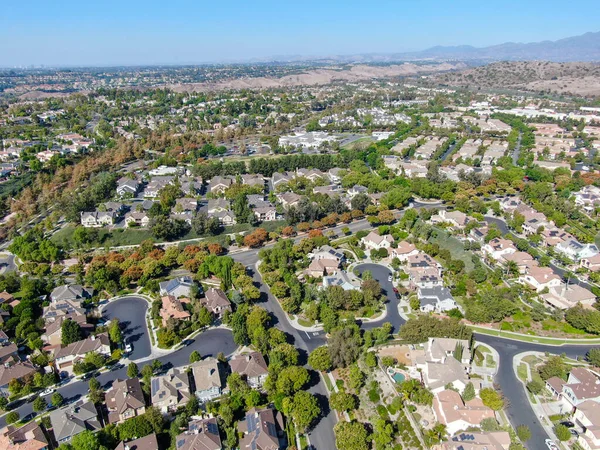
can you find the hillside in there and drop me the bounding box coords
[429,61,600,96]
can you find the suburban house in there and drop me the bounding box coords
[0,422,49,450]
[555,239,599,262]
[417,287,458,313]
[50,284,93,304]
[207,198,230,214]
[151,368,192,413]
[519,266,562,292]
[208,176,234,194]
[106,378,147,424]
[361,231,394,251]
[547,368,600,410]
[271,171,295,189]
[482,238,517,262]
[53,333,111,376]
[115,434,160,450]
[0,343,20,365]
[241,174,265,188]
[310,245,345,264]
[0,362,38,397]
[210,208,236,226]
[573,400,600,450]
[125,211,151,227]
[433,390,495,435]
[175,418,221,450]
[175,197,198,213]
[278,192,302,209]
[541,284,597,310]
[323,271,362,291]
[116,177,140,197]
[581,254,600,272]
[441,431,511,450]
[160,295,191,327]
[229,352,269,389]
[201,288,232,319]
[405,253,443,289]
[159,276,195,298]
[43,300,87,323]
[500,251,535,274]
[430,210,468,229]
[238,407,284,450]
[253,205,277,222]
[80,210,115,227]
[49,400,101,444]
[190,358,224,402]
[41,313,92,346]
[426,338,471,365]
[391,241,419,262]
[348,185,368,198]
[306,258,339,277]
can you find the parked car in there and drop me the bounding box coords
[561,421,575,428]
[388,275,393,282]
[125,343,132,353]
[569,429,579,437]
[40,388,55,396]
[545,439,559,450]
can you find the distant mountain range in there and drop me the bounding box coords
[267,31,600,64]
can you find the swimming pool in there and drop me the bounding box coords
[392,372,405,383]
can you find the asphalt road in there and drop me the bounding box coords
[102,296,152,361]
[0,253,17,274]
[0,327,236,429]
[476,334,599,449]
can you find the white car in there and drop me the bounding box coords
[545,439,559,450]
[125,343,132,353]
[41,388,55,396]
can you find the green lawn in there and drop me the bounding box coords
[470,325,600,345]
[428,228,475,272]
[517,363,528,381]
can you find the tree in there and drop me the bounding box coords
[480,387,504,410]
[526,379,544,395]
[33,396,47,413]
[554,424,571,441]
[61,318,82,345]
[285,391,320,433]
[328,326,362,369]
[5,411,19,425]
[538,355,567,381]
[348,364,365,391]
[70,430,100,450]
[364,352,377,368]
[127,362,139,378]
[587,348,600,367]
[275,366,309,395]
[335,421,370,450]
[189,351,202,363]
[308,346,332,372]
[329,391,358,412]
[373,418,395,449]
[108,319,123,345]
[462,382,476,401]
[51,392,64,408]
[516,425,531,442]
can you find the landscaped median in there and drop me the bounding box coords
[469,324,600,346]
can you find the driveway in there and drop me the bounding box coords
[102,296,152,361]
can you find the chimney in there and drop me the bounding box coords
[246,355,251,362]
[91,335,96,341]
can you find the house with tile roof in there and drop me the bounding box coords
[361,231,394,251]
[0,362,38,397]
[201,288,232,319]
[0,422,49,450]
[239,407,284,450]
[106,378,146,424]
[151,368,192,414]
[160,295,191,327]
[190,358,224,403]
[433,390,495,435]
[230,352,269,389]
[52,333,111,376]
[49,400,101,444]
[115,434,159,450]
[175,418,221,450]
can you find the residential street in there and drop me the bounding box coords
[102,296,152,361]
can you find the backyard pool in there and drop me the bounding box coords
[392,372,406,383]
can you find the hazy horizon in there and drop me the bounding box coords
[2,0,600,67]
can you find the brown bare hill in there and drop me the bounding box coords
[431,61,600,97]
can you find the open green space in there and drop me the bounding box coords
[428,228,475,272]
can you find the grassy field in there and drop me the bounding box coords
[471,325,600,345]
[51,220,288,250]
[517,363,528,381]
[428,228,475,272]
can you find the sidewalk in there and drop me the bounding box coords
[470,324,600,346]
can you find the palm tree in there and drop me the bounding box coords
[505,260,519,277]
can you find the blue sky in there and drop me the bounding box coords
[1,0,599,67]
